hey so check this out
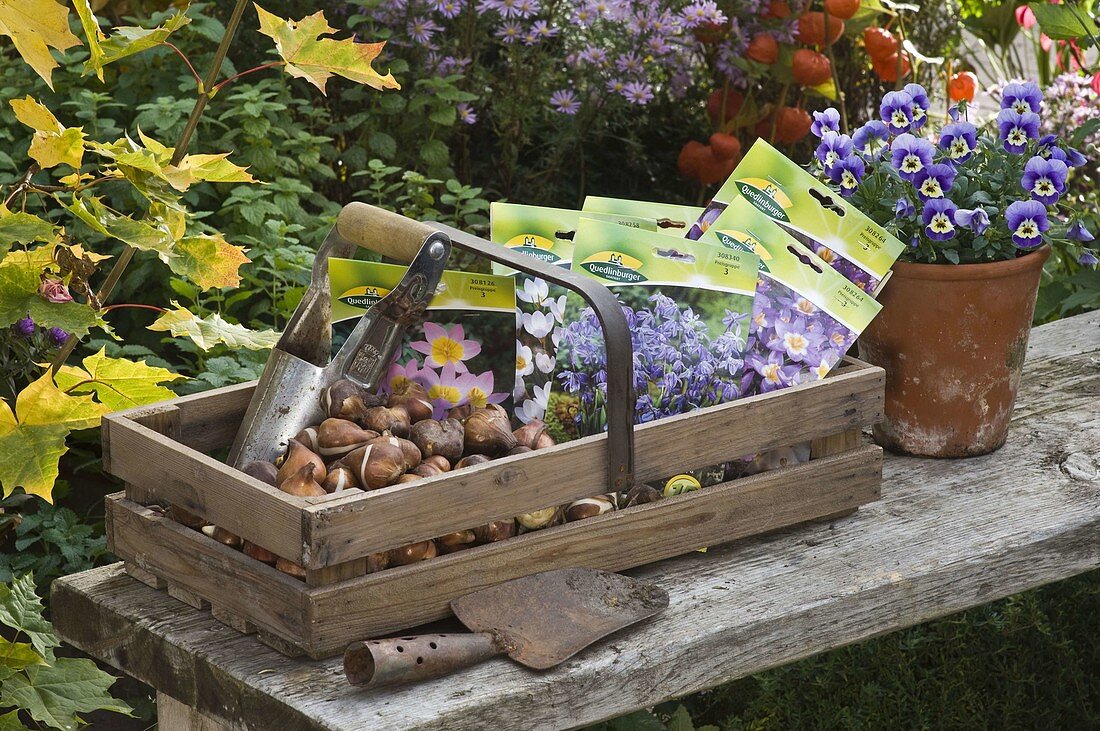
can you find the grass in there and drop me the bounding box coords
[592,570,1100,730]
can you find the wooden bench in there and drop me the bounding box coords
[51,310,1100,731]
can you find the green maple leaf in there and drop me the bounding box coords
[0,0,81,90]
[0,657,132,730]
[254,4,401,94]
[53,347,184,411]
[0,210,60,260]
[9,97,85,170]
[0,372,107,502]
[65,195,176,256]
[73,1,189,82]
[172,234,251,289]
[149,303,279,351]
[0,575,58,661]
[0,710,24,730]
[0,638,48,673]
[0,248,100,337]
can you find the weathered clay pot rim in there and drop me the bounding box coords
[892,244,1051,282]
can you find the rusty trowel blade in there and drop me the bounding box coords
[450,568,668,670]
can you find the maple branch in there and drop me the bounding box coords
[51,0,252,373]
[212,61,285,94]
[162,42,202,87]
[2,164,40,208]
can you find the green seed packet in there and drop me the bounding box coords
[329,258,517,419]
[705,197,882,396]
[582,197,704,237]
[687,139,905,294]
[554,217,760,439]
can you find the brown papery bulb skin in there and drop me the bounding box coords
[316,418,378,459]
[436,530,476,554]
[512,419,556,450]
[412,463,446,478]
[343,439,407,490]
[409,419,465,463]
[203,525,244,548]
[422,454,451,472]
[473,520,516,544]
[395,438,422,470]
[243,541,278,565]
[242,460,279,487]
[454,454,490,470]
[320,379,380,422]
[565,495,615,522]
[463,407,517,457]
[292,426,320,453]
[360,406,411,438]
[276,440,327,487]
[387,382,434,424]
[387,540,437,566]
[448,403,476,422]
[322,465,359,493]
[278,464,328,497]
[396,473,421,484]
[168,504,205,529]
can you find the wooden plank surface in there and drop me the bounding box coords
[304,364,884,566]
[53,311,1100,731]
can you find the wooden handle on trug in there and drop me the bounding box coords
[345,633,502,688]
[337,202,437,263]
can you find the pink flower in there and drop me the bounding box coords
[1015,5,1036,28]
[38,279,72,303]
[1092,71,1100,96]
[419,362,467,419]
[410,322,481,372]
[382,358,424,396]
[455,370,508,409]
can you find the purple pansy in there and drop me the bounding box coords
[895,197,915,218]
[913,163,956,201]
[891,133,935,182]
[1020,156,1068,205]
[811,108,841,138]
[903,83,930,130]
[1000,81,1043,115]
[939,121,978,162]
[922,199,958,241]
[852,120,889,158]
[998,109,1041,153]
[815,131,854,172]
[1067,221,1095,243]
[954,208,991,235]
[1079,250,1099,267]
[1005,200,1049,248]
[880,90,915,134]
[828,154,865,197]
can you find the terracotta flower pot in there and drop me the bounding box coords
[857,245,1050,457]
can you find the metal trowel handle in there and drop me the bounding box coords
[344,633,503,688]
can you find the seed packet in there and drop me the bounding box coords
[329,258,517,419]
[582,196,704,237]
[489,202,578,425]
[687,139,905,294]
[553,217,760,439]
[705,197,882,396]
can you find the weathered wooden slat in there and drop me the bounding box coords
[303,365,884,566]
[303,446,880,656]
[106,494,308,646]
[116,381,255,453]
[102,417,308,562]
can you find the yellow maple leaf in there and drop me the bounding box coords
[254,4,400,94]
[0,372,108,502]
[0,0,81,90]
[53,348,184,411]
[9,96,85,169]
[170,233,251,289]
[150,303,280,351]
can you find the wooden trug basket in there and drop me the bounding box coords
[104,358,883,659]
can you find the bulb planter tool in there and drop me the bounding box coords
[344,568,668,687]
[229,206,451,468]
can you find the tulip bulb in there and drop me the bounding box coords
[316,418,378,458]
[275,557,307,579]
[342,438,407,490]
[387,382,434,424]
[473,520,516,544]
[320,379,380,421]
[513,419,556,450]
[360,406,411,438]
[463,407,517,457]
[276,440,327,487]
[409,418,464,463]
[278,463,327,497]
[387,540,438,566]
[322,465,359,493]
[241,460,278,486]
[243,541,278,565]
[565,495,615,522]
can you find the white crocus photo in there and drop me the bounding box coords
[521,310,555,339]
[516,277,549,305]
[517,382,551,423]
[535,351,555,373]
[516,341,534,376]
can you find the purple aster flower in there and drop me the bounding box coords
[913,163,956,201]
[456,103,477,125]
[616,52,645,76]
[903,83,930,130]
[531,19,557,39]
[814,131,854,171]
[407,16,441,44]
[1005,199,1049,248]
[880,90,915,134]
[578,46,609,66]
[549,89,581,115]
[998,109,1040,154]
[891,133,935,182]
[939,121,978,162]
[48,327,69,347]
[1021,156,1068,205]
[606,78,627,94]
[14,316,34,337]
[852,120,889,158]
[895,197,915,218]
[431,0,463,18]
[1001,81,1043,114]
[922,199,958,241]
[811,109,841,138]
[954,208,990,235]
[1067,221,1095,243]
[621,81,654,105]
[681,0,727,29]
[1079,250,1099,267]
[828,154,865,197]
[496,21,523,43]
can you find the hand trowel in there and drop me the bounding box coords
[344,568,669,687]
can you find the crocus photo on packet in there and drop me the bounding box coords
[329,258,517,419]
[687,139,905,294]
[553,217,759,440]
[705,197,883,396]
[489,202,579,425]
